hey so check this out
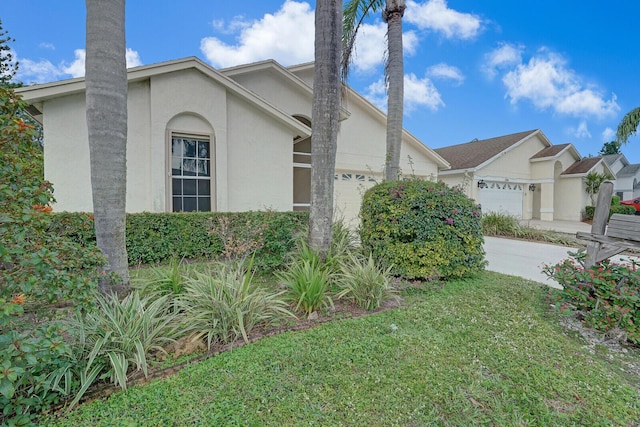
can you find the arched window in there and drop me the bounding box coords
[167,113,215,212]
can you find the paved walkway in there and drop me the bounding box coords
[483,237,574,289]
[519,219,592,234]
[484,226,639,288]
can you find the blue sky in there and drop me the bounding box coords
[4,1,639,163]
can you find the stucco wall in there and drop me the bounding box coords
[43,93,92,212]
[40,68,301,214]
[228,69,312,120]
[226,94,293,211]
[480,135,546,179]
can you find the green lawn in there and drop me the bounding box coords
[46,272,640,426]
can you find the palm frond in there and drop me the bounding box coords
[342,0,384,82]
[616,106,640,143]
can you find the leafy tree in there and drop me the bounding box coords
[584,171,613,206]
[85,0,130,295]
[616,107,640,144]
[308,0,343,255]
[343,0,406,181]
[598,140,621,155]
[0,19,18,87]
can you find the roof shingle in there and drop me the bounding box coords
[530,143,570,159]
[561,157,603,175]
[434,129,538,170]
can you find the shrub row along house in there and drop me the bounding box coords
[16,57,640,223]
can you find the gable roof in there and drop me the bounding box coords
[617,163,640,177]
[602,153,628,167]
[16,56,311,138]
[561,157,611,176]
[531,143,569,159]
[220,59,350,121]
[434,129,541,172]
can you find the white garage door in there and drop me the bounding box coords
[479,182,524,218]
[333,172,378,227]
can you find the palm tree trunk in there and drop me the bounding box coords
[383,0,405,181]
[85,0,130,295]
[309,0,343,255]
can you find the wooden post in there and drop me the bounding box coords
[585,181,613,268]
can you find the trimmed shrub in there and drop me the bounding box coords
[359,180,486,280]
[48,211,308,271]
[585,203,636,220]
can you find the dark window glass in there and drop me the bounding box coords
[184,139,196,157]
[198,180,210,195]
[172,178,182,196]
[172,197,182,212]
[199,197,211,212]
[183,179,197,195]
[183,197,197,212]
[172,136,212,212]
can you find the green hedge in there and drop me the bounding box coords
[584,204,636,221]
[48,211,308,271]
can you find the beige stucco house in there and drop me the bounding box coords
[434,129,615,221]
[16,57,448,226]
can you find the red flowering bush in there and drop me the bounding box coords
[543,250,640,345]
[360,179,485,279]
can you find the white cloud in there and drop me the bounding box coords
[16,58,64,84]
[501,49,619,119]
[427,63,464,85]
[405,73,444,111]
[570,120,591,139]
[38,42,55,50]
[17,48,143,83]
[602,127,615,142]
[61,49,85,77]
[483,42,523,79]
[364,73,444,113]
[212,16,251,35]
[349,22,418,74]
[405,0,482,40]
[126,49,143,68]
[200,0,315,68]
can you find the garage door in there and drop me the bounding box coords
[479,182,524,218]
[333,172,378,227]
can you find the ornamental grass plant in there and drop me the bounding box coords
[67,291,184,405]
[335,253,399,311]
[178,260,294,348]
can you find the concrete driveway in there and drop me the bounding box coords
[483,237,573,288]
[484,236,639,288]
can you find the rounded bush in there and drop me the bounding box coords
[359,180,486,280]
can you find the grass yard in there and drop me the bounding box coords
[45,271,640,426]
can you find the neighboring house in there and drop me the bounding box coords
[16,57,449,226]
[603,154,640,200]
[434,129,615,221]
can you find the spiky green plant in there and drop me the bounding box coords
[336,253,399,310]
[278,259,334,316]
[67,291,183,406]
[134,258,189,298]
[179,260,294,348]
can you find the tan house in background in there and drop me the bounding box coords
[16,57,448,227]
[434,129,615,221]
